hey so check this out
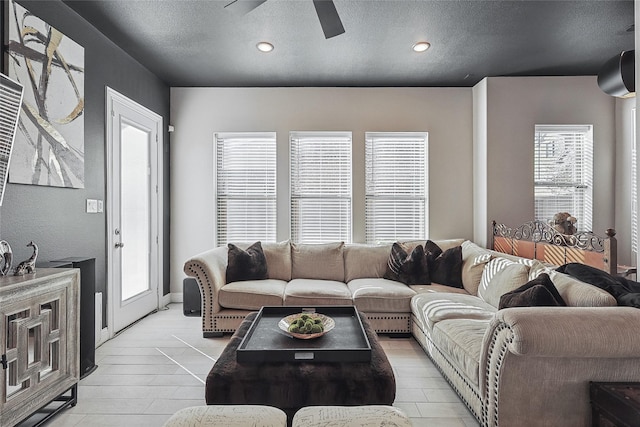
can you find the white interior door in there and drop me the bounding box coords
[106,87,162,334]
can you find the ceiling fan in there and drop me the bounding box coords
[224,0,345,39]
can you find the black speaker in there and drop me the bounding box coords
[183,277,202,316]
[51,257,97,379]
[598,50,635,98]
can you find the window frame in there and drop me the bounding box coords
[533,124,593,232]
[364,131,429,244]
[213,131,277,246]
[289,131,352,244]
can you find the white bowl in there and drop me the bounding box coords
[278,313,335,339]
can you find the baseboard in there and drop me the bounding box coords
[161,293,172,307]
[171,292,184,303]
[97,327,109,347]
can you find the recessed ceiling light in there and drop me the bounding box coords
[412,42,431,53]
[256,42,274,53]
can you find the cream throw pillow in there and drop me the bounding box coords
[461,240,493,295]
[478,257,530,308]
[291,242,345,282]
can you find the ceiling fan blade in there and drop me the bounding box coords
[224,0,268,16]
[312,0,345,39]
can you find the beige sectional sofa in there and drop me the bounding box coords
[411,240,640,426]
[183,239,640,427]
[184,239,463,336]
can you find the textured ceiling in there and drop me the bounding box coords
[62,0,635,87]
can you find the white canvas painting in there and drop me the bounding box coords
[7,0,85,188]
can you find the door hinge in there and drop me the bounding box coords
[155,185,158,193]
[1,354,7,369]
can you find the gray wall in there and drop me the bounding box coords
[1,0,171,327]
[473,76,616,246]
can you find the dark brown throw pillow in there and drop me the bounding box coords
[499,273,567,309]
[424,239,443,259]
[426,241,463,289]
[226,241,268,284]
[384,242,429,285]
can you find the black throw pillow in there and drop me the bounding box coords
[384,242,429,285]
[426,241,463,289]
[226,241,268,284]
[499,273,567,309]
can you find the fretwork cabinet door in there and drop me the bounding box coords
[0,269,80,427]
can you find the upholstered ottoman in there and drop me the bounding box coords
[162,405,287,427]
[205,311,396,422]
[292,405,412,427]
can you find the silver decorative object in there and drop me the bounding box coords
[0,240,13,276]
[14,241,38,276]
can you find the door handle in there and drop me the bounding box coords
[115,242,125,248]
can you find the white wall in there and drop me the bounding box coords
[473,76,616,245]
[472,79,488,246]
[170,87,473,293]
[615,97,637,266]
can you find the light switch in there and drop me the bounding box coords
[97,200,104,213]
[86,199,98,213]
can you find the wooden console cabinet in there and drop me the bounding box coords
[0,269,80,427]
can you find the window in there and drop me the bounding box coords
[632,108,637,256]
[365,132,428,244]
[534,125,593,231]
[214,132,276,245]
[290,131,352,243]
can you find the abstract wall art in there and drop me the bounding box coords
[6,0,85,188]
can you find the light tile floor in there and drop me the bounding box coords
[47,304,479,426]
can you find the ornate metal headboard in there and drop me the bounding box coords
[491,220,617,275]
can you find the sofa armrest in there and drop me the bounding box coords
[489,307,640,358]
[184,246,228,316]
[480,306,640,427]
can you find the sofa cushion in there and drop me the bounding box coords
[411,292,496,330]
[384,242,429,285]
[219,279,287,310]
[263,241,292,281]
[348,278,416,312]
[499,273,566,309]
[428,238,466,252]
[344,243,391,282]
[284,278,352,306]
[524,260,616,307]
[410,283,470,295]
[543,268,617,307]
[426,241,464,288]
[461,240,493,296]
[226,242,268,284]
[432,318,489,387]
[291,242,345,282]
[478,258,530,308]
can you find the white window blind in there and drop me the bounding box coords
[365,132,428,244]
[215,132,276,245]
[290,131,352,243]
[534,125,593,232]
[632,108,637,256]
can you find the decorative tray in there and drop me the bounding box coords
[236,306,371,363]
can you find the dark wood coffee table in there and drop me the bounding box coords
[205,308,396,422]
